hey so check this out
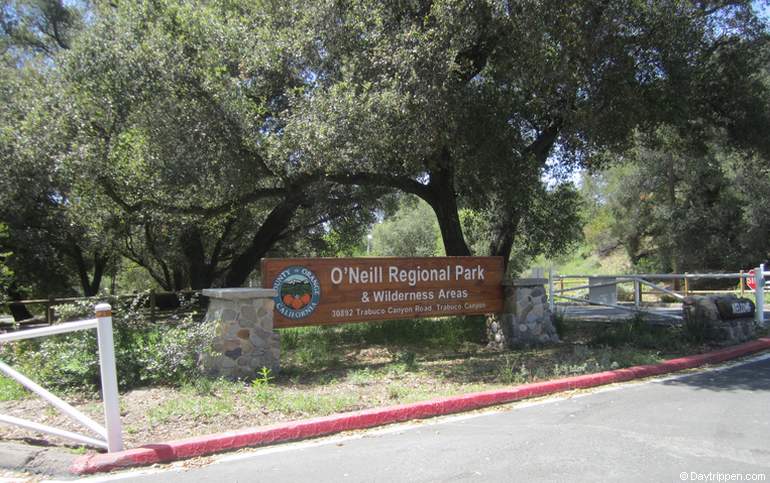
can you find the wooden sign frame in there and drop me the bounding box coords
[261,257,504,328]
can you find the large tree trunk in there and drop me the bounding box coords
[423,165,471,257]
[223,196,302,287]
[87,253,107,296]
[327,152,472,257]
[172,269,185,292]
[180,227,210,290]
[70,244,107,296]
[485,123,561,272]
[485,202,524,273]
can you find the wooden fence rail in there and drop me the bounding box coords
[551,270,766,302]
[3,290,202,327]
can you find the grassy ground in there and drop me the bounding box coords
[0,316,735,451]
[526,245,632,277]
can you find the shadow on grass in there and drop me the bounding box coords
[274,316,710,388]
[277,344,497,386]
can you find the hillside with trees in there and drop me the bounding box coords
[542,123,770,277]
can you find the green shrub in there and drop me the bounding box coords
[279,316,485,372]
[0,376,27,401]
[495,345,664,386]
[683,315,709,344]
[392,350,418,370]
[6,331,102,391]
[280,316,485,356]
[386,383,408,400]
[133,318,215,385]
[294,333,338,368]
[54,292,153,324]
[347,367,375,385]
[497,355,529,384]
[54,300,96,322]
[0,314,214,392]
[590,316,684,351]
[552,310,567,339]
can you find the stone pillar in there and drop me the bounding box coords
[487,278,559,348]
[682,295,756,345]
[199,288,280,379]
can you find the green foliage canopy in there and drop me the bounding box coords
[371,197,443,257]
[1,0,769,296]
[275,0,770,269]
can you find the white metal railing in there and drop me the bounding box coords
[548,271,684,321]
[554,271,769,296]
[0,303,123,452]
[548,265,769,327]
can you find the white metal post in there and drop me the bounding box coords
[95,303,123,452]
[755,265,766,328]
[548,269,555,313]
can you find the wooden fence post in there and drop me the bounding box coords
[548,269,555,313]
[46,297,54,324]
[740,270,745,297]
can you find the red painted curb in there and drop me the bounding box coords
[70,337,770,475]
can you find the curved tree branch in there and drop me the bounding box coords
[327,172,431,199]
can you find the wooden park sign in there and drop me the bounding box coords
[261,257,505,328]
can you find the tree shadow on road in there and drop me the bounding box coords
[661,357,770,392]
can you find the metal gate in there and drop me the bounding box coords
[547,264,769,326]
[0,303,123,451]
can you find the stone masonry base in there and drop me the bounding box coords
[487,278,558,349]
[199,288,280,379]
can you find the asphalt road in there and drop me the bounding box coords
[89,354,770,483]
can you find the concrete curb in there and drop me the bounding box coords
[71,337,770,475]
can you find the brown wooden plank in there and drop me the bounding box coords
[261,257,504,328]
